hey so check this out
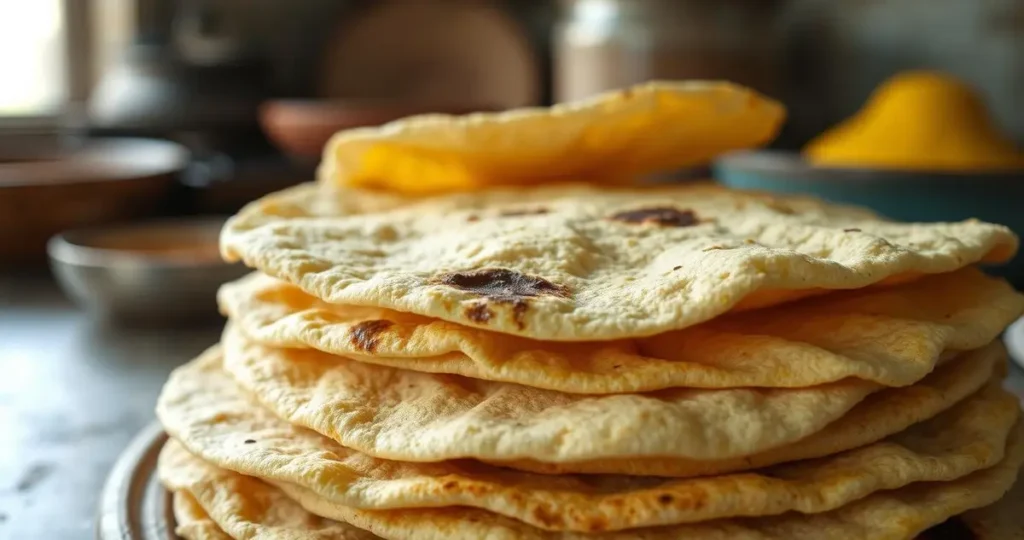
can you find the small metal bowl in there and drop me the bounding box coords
[47,217,248,324]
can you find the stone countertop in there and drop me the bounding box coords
[0,272,1022,540]
[0,272,223,540]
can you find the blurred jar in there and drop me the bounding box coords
[554,0,782,102]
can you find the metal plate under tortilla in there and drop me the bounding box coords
[96,422,178,540]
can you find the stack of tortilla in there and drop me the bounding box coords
[156,82,1024,539]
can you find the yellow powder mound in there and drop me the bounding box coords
[805,71,1023,171]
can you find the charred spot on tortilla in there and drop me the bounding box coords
[499,208,549,218]
[434,268,568,299]
[349,320,394,352]
[610,207,700,227]
[465,302,493,324]
[467,208,549,222]
[434,268,568,329]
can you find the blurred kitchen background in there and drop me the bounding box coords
[1,0,1024,307]
[1,3,1022,538]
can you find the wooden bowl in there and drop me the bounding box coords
[258,100,491,161]
[0,137,188,265]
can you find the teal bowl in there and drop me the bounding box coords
[713,150,1024,287]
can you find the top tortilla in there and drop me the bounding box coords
[221,182,1016,341]
[318,81,784,195]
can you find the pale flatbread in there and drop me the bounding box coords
[160,441,378,540]
[318,81,784,194]
[219,326,875,463]
[161,339,1001,482]
[172,491,232,540]
[220,182,1016,341]
[220,267,1023,393]
[213,324,1003,468]
[159,425,1024,540]
[507,343,1004,476]
[153,346,1020,532]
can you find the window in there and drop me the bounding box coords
[0,0,133,127]
[0,0,65,116]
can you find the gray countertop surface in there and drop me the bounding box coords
[0,272,1023,540]
[0,272,222,540]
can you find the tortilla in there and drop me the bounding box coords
[317,81,784,194]
[507,342,1004,476]
[172,491,233,540]
[219,327,875,464]
[220,182,1016,341]
[160,340,1002,478]
[160,441,378,540]
[220,267,1023,393]
[159,424,1024,540]
[211,324,1004,468]
[152,346,1020,532]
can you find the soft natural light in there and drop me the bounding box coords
[0,0,65,115]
